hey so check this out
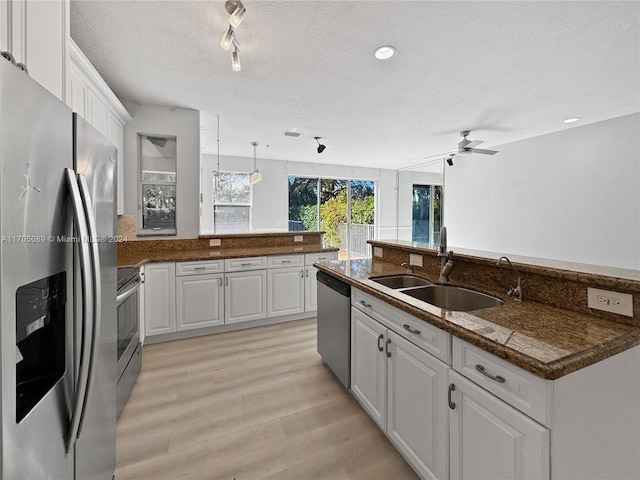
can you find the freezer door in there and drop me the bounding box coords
[0,60,74,478]
[73,113,118,480]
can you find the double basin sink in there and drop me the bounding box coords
[370,275,504,311]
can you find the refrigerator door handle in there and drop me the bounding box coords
[64,169,94,452]
[76,174,102,437]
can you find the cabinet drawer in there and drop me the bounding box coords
[452,337,551,426]
[352,288,451,364]
[305,252,338,265]
[267,254,304,268]
[224,256,267,272]
[176,260,224,276]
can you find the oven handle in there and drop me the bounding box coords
[117,279,140,305]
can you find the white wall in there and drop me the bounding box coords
[122,104,200,239]
[200,154,399,236]
[444,113,640,269]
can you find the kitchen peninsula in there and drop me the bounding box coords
[315,239,640,480]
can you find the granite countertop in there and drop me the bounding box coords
[315,259,640,380]
[118,244,338,268]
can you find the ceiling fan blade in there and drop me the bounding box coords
[465,140,483,148]
[468,147,498,155]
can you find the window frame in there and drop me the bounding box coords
[212,171,252,234]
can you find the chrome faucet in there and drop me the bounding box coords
[437,226,454,283]
[496,256,523,301]
[400,262,414,273]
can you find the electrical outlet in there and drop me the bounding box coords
[294,235,303,242]
[409,253,423,267]
[209,238,221,247]
[373,247,383,258]
[587,287,633,317]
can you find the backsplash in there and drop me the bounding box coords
[369,240,640,327]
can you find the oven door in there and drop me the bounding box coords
[116,276,140,380]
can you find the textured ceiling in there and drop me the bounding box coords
[70,1,640,170]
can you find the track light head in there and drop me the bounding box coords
[446,155,454,166]
[225,0,246,28]
[220,25,234,50]
[314,137,326,154]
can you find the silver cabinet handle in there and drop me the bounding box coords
[282,260,291,263]
[475,364,506,383]
[448,384,456,409]
[377,334,384,352]
[225,277,229,286]
[219,277,223,287]
[194,266,206,271]
[317,256,327,260]
[359,300,372,308]
[241,262,252,266]
[305,269,309,277]
[403,324,421,335]
[385,339,392,358]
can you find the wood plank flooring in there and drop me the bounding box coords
[116,318,418,480]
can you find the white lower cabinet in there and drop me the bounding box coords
[448,370,549,480]
[351,306,449,480]
[176,273,224,331]
[267,267,304,317]
[225,270,267,324]
[144,262,176,336]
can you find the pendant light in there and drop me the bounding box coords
[250,141,262,184]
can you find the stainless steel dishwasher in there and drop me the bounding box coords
[316,270,351,388]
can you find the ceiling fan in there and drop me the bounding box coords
[458,130,498,155]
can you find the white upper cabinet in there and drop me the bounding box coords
[67,39,131,214]
[1,0,67,100]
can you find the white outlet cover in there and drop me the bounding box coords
[373,247,383,257]
[209,238,221,247]
[409,253,423,267]
[587,287,633,317]
[294,235,303,242]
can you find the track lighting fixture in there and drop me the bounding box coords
[314,137,326,154]
[446,155,454,166]
[221,0,247,70]
[226,0,246,28]
[220,25,234,50]
[250,142,262,184]
[232,46,241,72]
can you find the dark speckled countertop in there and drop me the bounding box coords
[118,245,338,268]
[315,259,640,380]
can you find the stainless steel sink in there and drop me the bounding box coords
[370,275,432,289]
[402,285,504,311]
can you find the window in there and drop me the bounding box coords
[139,135,177,235]
[288,176,375,259]
[212,172,251,233]
[412,184,442,244]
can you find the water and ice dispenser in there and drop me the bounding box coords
[15,272,66,422]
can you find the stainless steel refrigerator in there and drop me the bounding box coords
[0,58,117,478]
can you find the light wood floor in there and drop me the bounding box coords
[116,318,418,480]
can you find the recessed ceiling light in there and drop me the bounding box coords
[374,45,396,60]
[563,117,581,124]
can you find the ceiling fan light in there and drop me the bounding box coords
[232,47,241,71]
[220,25,234,50]
[228,0,246,28]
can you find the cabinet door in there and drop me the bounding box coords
[304,266,318,312]
[387,331,449,480]
[267,267,304,317]
[225,270,267,324]
[350,307,387,429]
[144,263,176,336]
[449,371,550,480]
[176,273,224,331]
